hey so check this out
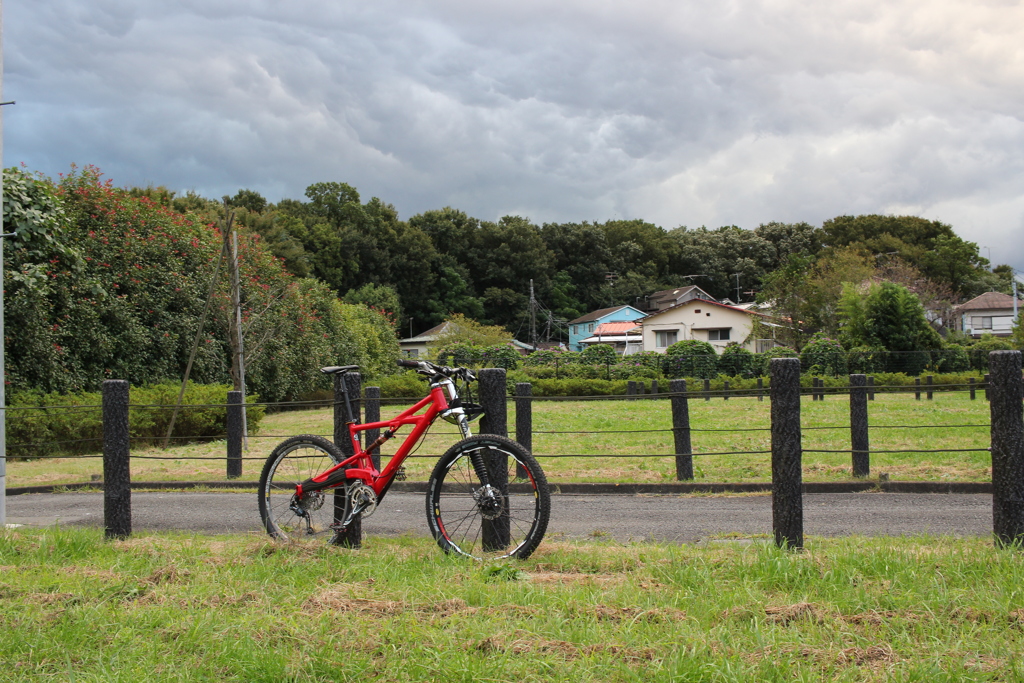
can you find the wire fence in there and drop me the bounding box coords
[3,373,1001,490]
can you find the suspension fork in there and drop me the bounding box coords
[454,412,493,486]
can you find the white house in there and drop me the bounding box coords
[640,298,782,353]
[955,292,1022,338]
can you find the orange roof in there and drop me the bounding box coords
[594,321,641,334]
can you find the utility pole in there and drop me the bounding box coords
[734,273,742,303]
[226,213,248,448]
[529,279,538,351]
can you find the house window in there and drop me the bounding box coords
[655,330,678,348]
[572,325,578,335]
[971,316,993,329]
[589,323,595,333]
[708,329,731,341]
[404,348,419,358]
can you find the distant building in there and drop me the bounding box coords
[398,321,455,358]
[578,321,643,356]
[567,305,646,352]
[640,298,783,353]
[954,292,1023,338]
[635,285,717,314]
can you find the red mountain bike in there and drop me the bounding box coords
[258,360,550,560]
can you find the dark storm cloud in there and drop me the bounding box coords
[5,0,1024,269]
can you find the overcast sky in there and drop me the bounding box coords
[5,0,1024,273]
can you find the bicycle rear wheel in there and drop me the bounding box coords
[258,435,345,541]
[426,434,550,560]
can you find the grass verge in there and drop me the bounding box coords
[1,528,1022,681]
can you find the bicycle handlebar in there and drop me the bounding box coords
[396,359,476,382]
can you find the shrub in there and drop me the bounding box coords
[523,349,559,366]
[6,382,266,459]
[375,372,429,398]
[663,340,718,379]
[934,344,971,373]
[847,345,889,374]
[800,335,847,377]
[751,346,798,376]
[580,344,618,365]
[480,344,522,370]
[717,344,756,378]
[968,334,1014,371]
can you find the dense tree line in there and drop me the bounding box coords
[3,167,398,399]
[210,183,1010,342]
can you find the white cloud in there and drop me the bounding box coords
[5,0,1024,270]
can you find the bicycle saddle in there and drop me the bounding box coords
[320,365,360,375]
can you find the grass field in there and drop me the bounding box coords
[1,527,1022,681]
[6,391,993,488]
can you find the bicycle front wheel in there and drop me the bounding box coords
[258,435,344,542]
[426,434,550,560]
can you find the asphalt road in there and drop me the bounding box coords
[5,491,993,542]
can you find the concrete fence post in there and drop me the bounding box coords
[926,375,934,401]
[770,358,803,550]
[723,380,730,401]
[704,378,711,402]
[333,372,362,548]
[364,386,381,470]
[650,379,659,396]
[867,375,875,401]
[969,376,976,401]
[989,351,1024,548]
[627,380,637,399]
[479,368,510,550]
[915,377,921,400]
[226,391,243,479]
[850,374,869,478]
[669,379,693,481]
[103,380,131,540]
[515,382,532,480]
[757,377,764,402]
[985,373,991,401]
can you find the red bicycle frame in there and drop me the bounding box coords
[299,382,457,498]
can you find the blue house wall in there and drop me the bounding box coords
[567,305,646,352]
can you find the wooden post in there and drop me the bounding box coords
[850,374,869,478]
[332,372,362,548]
[867,375,875,401]
[969,376,976,401]
[927,375,934,401]
[915,377,921,400]
[226,391,243,478]
[771,358,803,550]
[479,369,510,550]
[723,380,730,401]
[103,380,131,540]
[704,378,711,402]
[989,351,1024,548]
[364,386,381,470]
[757,377,764,402]
[670,379,693,481]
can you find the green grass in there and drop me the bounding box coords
[6,392,993,488]
[1,527,1022,681]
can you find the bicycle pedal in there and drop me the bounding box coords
[395,466,407,481]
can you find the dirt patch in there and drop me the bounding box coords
[145,566,190,585]
[60,566,122,581]
[474,631,658,663]
[304,586,473,618]
[528,571,620,586]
